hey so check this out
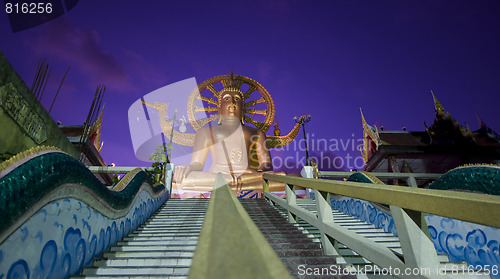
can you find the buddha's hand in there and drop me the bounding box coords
[173,165,192,183]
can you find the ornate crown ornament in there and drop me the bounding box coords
[218,72,244,102]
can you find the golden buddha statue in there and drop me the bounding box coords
[173,75,286,194]
[140,73,307,198]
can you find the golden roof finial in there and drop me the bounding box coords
[476,113,486,128]
[360,108,368,130]
[360,108,384,163]
[430,90,445,114]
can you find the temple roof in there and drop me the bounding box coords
[361,93,500,180]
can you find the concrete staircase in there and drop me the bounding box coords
[73,197,488,278]
[239,199,355,278]
[72,199,209,279]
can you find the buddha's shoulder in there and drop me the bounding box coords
[195,126,212,136]
[242,125,265,136]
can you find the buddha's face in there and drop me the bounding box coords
[219,90,243,119]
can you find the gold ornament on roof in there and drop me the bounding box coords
[431,90,446,116]
[360,108,384,163]
[425,91,475,142]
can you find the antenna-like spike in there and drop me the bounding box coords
[37,63,49,100]
[49,65,70,114]
[33,59,46,98]
[39,67,51,102]
[31,58,43,92]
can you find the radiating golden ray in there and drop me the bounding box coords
[245,108,267,115]
[244,115,265,130]
[207,84,219,98]
[195,105,218,113]
[187,75,274,133]
[198,114,219,127]
[236,78,244,89]
[243,86,256,99]
[200,96,218,105]
[244,97,265,108]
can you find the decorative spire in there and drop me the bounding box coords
[360,108,378,135]
[360,108,382,163]
[425,92,475,145]
[229,69,236,87]
[475,114,500,142]
[360,108,369,130]
[220,70,244,97]
[430,90,445,115]
[476,113,486,129]
[273,117,281,136]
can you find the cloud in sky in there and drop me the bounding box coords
[257,60,273,82]
[121,49,171,92]
[26,16,130,91]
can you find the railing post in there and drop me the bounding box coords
[402,174,432,240]
[406,174,418,188]
[164,163,173,195]
[263,177,270,193]
[314,190,339,256]
[263,177,274,206]
[285,183,297,223]
[390,205,440,278]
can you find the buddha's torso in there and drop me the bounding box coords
[198,120,260,175]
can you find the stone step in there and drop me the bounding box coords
[81,266,190,276]
[122,236,199,242]
[240,199,342,275]
[93,257,192,267]
[110,245,196,252]
[133,227,202,232]
[74,199,207,278]
[141,224,203,229]
[130,230,200,236]
[102,250,195,259]
[116,239,198,246]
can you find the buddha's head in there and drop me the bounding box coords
[218,74,244,121]
[218,89,244,119]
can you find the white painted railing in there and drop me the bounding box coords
[318,171,443,188]
[263,174,500,279]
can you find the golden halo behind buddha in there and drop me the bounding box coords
[187,74,275,132]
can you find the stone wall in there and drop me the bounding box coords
[0,51,79,161]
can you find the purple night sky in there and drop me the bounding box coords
[1,1,499,172]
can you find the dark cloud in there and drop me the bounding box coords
[121,49,170,91]
[27,16,130,90]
